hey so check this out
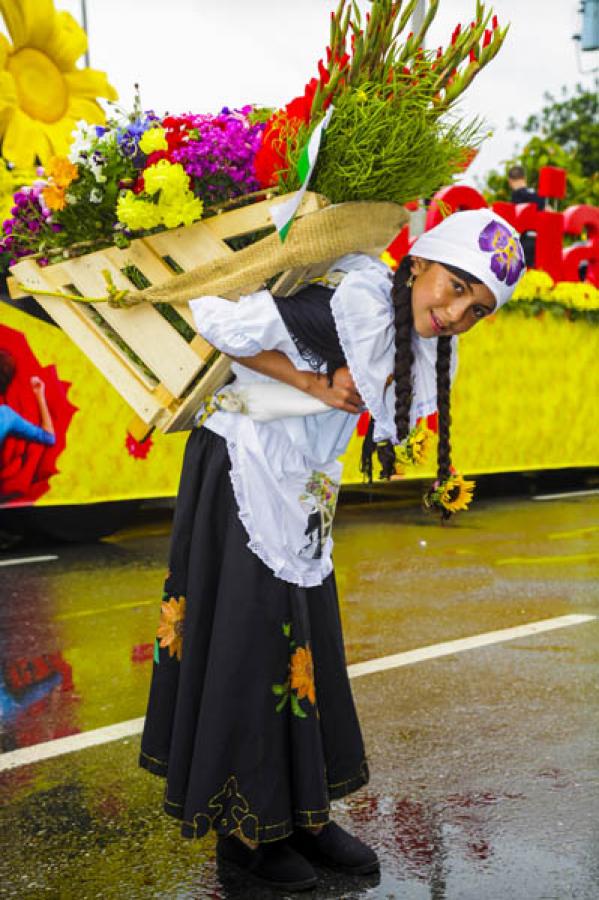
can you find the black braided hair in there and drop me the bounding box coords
[386,258,483,513]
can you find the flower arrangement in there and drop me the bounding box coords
[255,0,508,206]
[0,103,266,269]
[505,269,599,322]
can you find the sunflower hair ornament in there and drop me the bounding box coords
[423,473,476,520]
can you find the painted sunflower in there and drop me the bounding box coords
[156,596,186,661]
[0,0,117,166]
[439,474,475,513]
[290,645,316,705]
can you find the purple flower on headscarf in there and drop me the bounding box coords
[478,221,524,286]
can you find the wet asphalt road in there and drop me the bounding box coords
[0,491,598,899]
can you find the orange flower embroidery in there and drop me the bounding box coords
[156,596,186,661]
[290,645,316,705]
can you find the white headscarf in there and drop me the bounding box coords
[411,208,526,310]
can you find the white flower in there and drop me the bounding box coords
[90,188,103,204]
[68,120,91,163]
[88,159,107,184]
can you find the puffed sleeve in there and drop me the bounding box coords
[330,258,399,442]
[189,289,294,358]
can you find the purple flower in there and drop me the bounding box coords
[478,221,524,286]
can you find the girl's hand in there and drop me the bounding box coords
[30,376,45,396]
[304,366,364,414]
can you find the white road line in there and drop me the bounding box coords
[0,613,595,773]
[347,614,596,679]
[0,718,145,772]
[533,489,599,501]
[0,554,58,568]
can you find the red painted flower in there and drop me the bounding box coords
[0,325,78,506]
[125,431,153,459]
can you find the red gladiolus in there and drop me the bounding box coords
[469,47,478,62]
[483,29,492,48]
[436,46,443,58]
[492,15,498,29]
[451,24,461,45]
[254,81,317,188]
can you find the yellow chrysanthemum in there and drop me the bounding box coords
[116,192,162,231]
[511,269,554,302]
[143,159,190,199]
[139,126,168,155]
[0,0,118,167]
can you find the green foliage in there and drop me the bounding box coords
[284,81,483,205]
[512,83,599,178]
[482,83,599,208]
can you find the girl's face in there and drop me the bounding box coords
[410,258,496,339]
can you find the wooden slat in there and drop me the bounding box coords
[144,221,232,271]
[101,241,202,339]
[10,258,163,422]
[55,253,204,396]
[203,191,328,241]
[143,224,234,332]
[161,354,232,433]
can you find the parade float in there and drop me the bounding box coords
[0,0,597,533]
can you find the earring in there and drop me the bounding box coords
[406,274,414,288]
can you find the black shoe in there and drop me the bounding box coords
[288,821,380,875]
[216,834,317,892]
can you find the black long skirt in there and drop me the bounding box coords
[139,426,368,843]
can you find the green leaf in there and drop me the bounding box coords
[275,694,289,714]
[271,683,287,696]
[290,693,308,719]
[282,622,291,638]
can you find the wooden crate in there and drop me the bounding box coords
[8,192,329,440]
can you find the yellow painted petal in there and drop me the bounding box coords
[45,11,87,71]
[21,0,55,52]
[40,118,73,160]
[2,107,50,166]
[67,95,105,124]
[0,0,27,50]
[0,71,17,117]
[0,32,11,68]
[65,68,118,101]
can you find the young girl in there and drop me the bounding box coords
[139,209,525,891]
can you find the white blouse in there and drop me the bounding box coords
[188,252,452,587]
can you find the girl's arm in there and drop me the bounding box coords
[30,377,55,436]
[229,351,363,415]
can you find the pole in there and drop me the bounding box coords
[411,0,427,44]
[80,0,91,67]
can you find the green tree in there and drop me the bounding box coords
[515,83,598,178]
[482,83,599,208]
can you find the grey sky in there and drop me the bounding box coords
[5,1,599,186]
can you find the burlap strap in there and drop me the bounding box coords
[126,201,409,304]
